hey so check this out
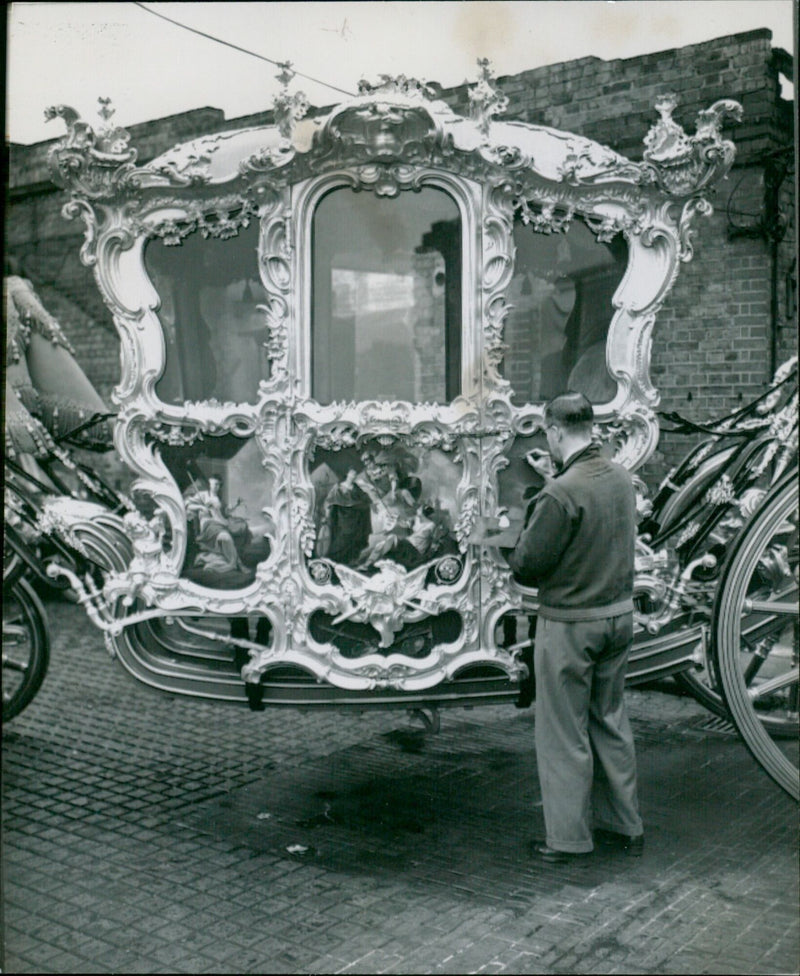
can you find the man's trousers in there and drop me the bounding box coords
[534,612,643,853]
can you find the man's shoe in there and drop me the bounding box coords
[594,828,644,857]
[532,843,590,864]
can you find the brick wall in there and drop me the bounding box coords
[7,29,795,486]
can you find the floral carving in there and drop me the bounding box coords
[357,74,441,100]
[514,198,575,235]
[676,521,701,548]
[468,59,509,139]
[144,196,259,245]
[272,62,309,141]
[453,492,480,552]
[435,555,463,584]
[704,473,736,507]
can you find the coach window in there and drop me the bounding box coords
[145,221,269,405]
[503,214,628,406]
[311,186,462,404]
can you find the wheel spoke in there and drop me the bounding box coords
[744,599,799,616]
[743,648,770,685]
[747,667,799,702]
[3,624,30,644]
[2,576,49,721]
[712,468,799,799]
[3,658,29,674]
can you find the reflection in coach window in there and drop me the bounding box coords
[312,186,462,405]
[504,214,628,406]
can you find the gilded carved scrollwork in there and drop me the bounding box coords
[257,189,294,392]
[43,76,740,697]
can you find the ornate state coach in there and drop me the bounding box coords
[11,65,794,799]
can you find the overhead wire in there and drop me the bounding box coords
[131,1,356,98]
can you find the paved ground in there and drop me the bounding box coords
[2,595,798,975]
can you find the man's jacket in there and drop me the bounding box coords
[508,442,635,621]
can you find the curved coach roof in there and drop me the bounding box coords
[45,69,741,202]
[148,85,634,187]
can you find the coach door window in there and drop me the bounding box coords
[311,186,462,405]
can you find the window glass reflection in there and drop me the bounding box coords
[145,222,270,405]
[504,215,627,405]
[312,187,461,404]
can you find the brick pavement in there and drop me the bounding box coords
[2,596,798,975]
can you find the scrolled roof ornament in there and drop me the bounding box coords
[45,98,210,199]
[45,99,138,199]
[641,93,743,197]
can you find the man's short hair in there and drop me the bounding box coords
[544,391,594,432]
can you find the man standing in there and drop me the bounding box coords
[508,391,643,863]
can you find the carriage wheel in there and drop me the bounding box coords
[3,542,25,587]
[2,575,50,721]
[674,661,729,722]
[712,468,799,799]
[674,632,799,736]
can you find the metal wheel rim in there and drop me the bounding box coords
[2,576,50,721]
[713,473,799,799]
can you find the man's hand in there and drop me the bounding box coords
[526,448,555,480]
[468,515,524,547]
